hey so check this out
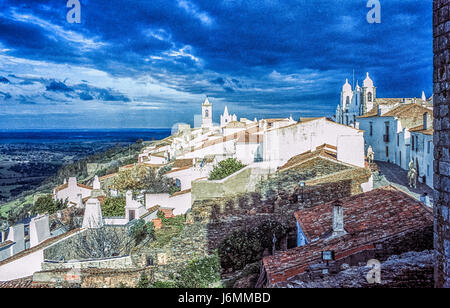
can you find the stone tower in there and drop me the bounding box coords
[201,97,213,129]
[433,0,450,288]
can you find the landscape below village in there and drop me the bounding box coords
[0,76,440,287]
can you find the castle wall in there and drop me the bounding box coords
[433,0,450,288]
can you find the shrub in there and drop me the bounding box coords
[101,196,126,217]
[136,272,150,288]
[208,158,245,180]
[150,281,177,288]
[218,220,288,271]
[130,219,155,244]
[174,253,221,288]
[32,195,67,215]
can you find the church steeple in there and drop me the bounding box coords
[201,97,213,129]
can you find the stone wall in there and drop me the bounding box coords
[41,255,134,271]
[191,177,370,252]
[433,0,450,288]
[274,250,434,288]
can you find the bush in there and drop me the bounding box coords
[130,219,155,244]
[101,197,126,217]
[150,281,177,288]
[218,221,288,271]
[136,273,150,288]
[208,158,245,180]
[174,253,221,288]
[32,195,67,215]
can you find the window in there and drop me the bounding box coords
[427,141,431,154]
[205,109,209,118]
[427,164,430,177]
[416,136,419,152]
[346,116,349,125]
[346,96,350,105]
[397,134,400,146]
[368,92,373,102]
[370,122,373,136]
[399,151,402,167]
[412,135,415,150]
[386,146,389,157]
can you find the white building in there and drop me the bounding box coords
[220,105,237,128]
[263,117,366,168]
[409,118,434,188]
[335,73,376,127]
[53,177,93,205]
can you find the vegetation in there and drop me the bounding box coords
[32,194,68,215]
[218,220,288,271]
[129,219,155,244]
[174,253,221,288]
[208,158,246,180]
[101,196,126,217]
[0,140,148,227]
[148,254,221,288]
[151,214,186,248]
[111,164,178,194]
[136,273,151,288]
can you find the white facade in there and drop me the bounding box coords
[220,105,237,128]
[145,190,192,216]
[53,177,92,205]
[335,73,376,127]
[29,215,50,248]
[410,127,434,189]
[263,118,365,168]
[201,97,213,129]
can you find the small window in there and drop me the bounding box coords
[427,165,430,177]
[397,134,399,146]
[427,141,431,154]
[346,96,350,105]
[370,122,373,136]
[412,135,415,150]
[368,92,373,102]
[386,146,389,157]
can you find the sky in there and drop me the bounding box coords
[0,0,432,129]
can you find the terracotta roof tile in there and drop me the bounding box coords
[263,186,433,284]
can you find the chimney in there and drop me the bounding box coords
[77,194,84,209]
[331,200,347,237]
[68,177,77,189]
[423,112,431,130]
[126,190,133,207]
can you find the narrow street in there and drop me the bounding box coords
[373,161,434,204]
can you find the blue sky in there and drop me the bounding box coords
[0,0,432,129]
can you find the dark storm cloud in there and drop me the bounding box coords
[0,0,433,127]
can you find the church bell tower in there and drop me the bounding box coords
[201,97,213,129]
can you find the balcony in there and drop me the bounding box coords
[383,135,390,143]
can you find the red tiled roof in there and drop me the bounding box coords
[279,144,338,171]
[140,205,160,219]
[173,158,194,169]
[54,183,93,193]
[409,124,433,136]
[0,276,51,288]
[263,186,433,284]
[98,173,118,181]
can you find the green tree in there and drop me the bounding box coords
[32,195,67,215]
[130,219,155,244]
[137,272,150,288]
[101,197,126,217]
[175,254,221,288]
[208,158,246,180]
